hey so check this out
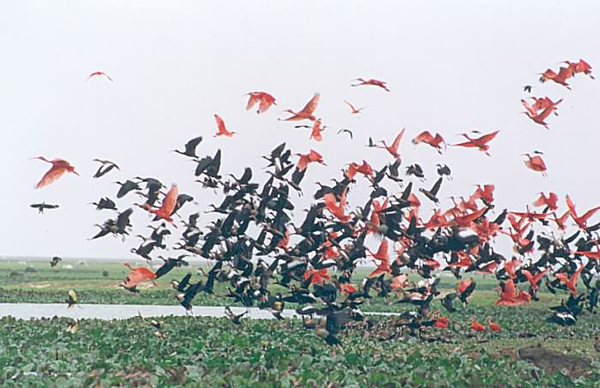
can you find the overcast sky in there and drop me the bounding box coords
[1,1,599,260]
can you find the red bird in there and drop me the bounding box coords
[522,99,562,129]
[214,114,236,137]
[344,100,366,114]
[32,156,79,189]
[296,150,325,171]
[323,190,350,222]
[346,160,374,180]
[533,192,558,211]
[121,263,157,290]
[350,78,390,92]
[138,184,179,223]
[281,93,320,121]
[566,195,600,229]
[434,316,450,329]
[523,153,547,176]
[451,130,499,156]
[367,238,391,278]
[471,318,486,332]
[304,267,330,286]
[539,66,573,89]
[563,59,594,79]
[521,268,549,291]
[412,131,446,153]
[309,119,324,142]
[245,91,276,114]
[487,317,502,331]
[87,71,114,82]
[555,265,585,296]
[377,128,406,159]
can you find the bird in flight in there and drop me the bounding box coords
[137,183,179,223]
[245,91,277,114]
[92,159,120,178]
[521,98,562,129]
[523,152,547,177]
[214,114,236,137]
[31,156,79,188]
[173,136,203,158]
[350,78,390,92]
[377,128,406,159]
[30,202,60,214]
[451,130,500,156]
[87,71,114,82]
[412,131,446,153]
[523,85,532,93]
[344,100,366,114]
[337,128,353,139]
[280,93,320,121]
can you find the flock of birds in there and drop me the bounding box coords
[31,62,600,345]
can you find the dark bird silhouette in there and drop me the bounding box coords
[174,136,203,158]
[92,159,120,178]
[30,202,59,214]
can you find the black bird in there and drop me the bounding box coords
[419,177,443,204]
[30,202,59,214]
[174,136,203,158]
[436,164,452,180]
[172,273,192,292]
[93,159,120,178]
[50,256,62,267]
[523,85,532,93]
[115,180,140,198]
[406,164,425,179]
[225,306,248,324]
[155,255,189,278]
[337,128,353,139]
[90,197,117,211]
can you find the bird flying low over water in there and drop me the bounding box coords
[246,91,277,114]
[87,71,113,82]
[350,78,390,92]
[31,156,79,188]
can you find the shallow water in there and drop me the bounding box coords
[0,303,401,320]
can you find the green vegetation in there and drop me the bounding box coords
[0,311,598,387]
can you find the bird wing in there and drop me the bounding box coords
[390,128,406,152]
[246,93,260,110]
[214,114,228,134]
[36,165,66,188]
[476,130,500,145]
[258,94,275,113]
[299,93,320,115]
[160,185,179,216]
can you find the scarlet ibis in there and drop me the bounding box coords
[523,153,547,176]
[344,100,366,114]
[280,92,320,121]
[32,156,79,188]
[377,128,406,159]
[412,131,446,153]
[245,91,277,114]
[350,78,390,92]
[296,150,325,171]
[214,114,236,137]
[487,317,502,331]
[470,318,486,332]
[451,130,499,156]
[137,183,179,223]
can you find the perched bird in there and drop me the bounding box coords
[32,157,79,188]
[30,202,59,214]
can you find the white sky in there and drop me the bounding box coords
[2,1,600,259]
